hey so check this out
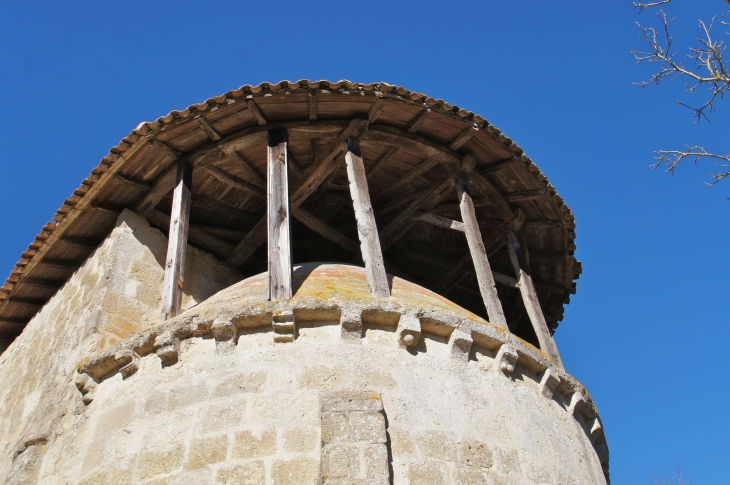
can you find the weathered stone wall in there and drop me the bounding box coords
[0,209,241,483]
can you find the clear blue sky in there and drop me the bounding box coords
[1,2,726,483]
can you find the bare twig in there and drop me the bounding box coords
[632,0,672,15]
[652,145,730,185]
[651,464,692,485]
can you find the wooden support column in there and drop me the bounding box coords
[161,159,193,321]
[455,173,508,331]
[267,128,292,300]
[344,139,390,298]
[507,231,564,369]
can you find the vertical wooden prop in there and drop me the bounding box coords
[268,129,292,300]
[507,231,564,369]
[161,159,193,321]
[455,173,508,331]
[344,139,390,298]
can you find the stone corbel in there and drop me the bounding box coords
[495,344,518,377]
[397,313,421,350]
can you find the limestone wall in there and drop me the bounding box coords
[0,209,241,483]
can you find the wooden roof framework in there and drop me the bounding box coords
[0,80,581,354]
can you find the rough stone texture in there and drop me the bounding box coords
[0,225,607,485]
[0,209,240,484]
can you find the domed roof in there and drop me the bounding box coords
[0,80,581,348]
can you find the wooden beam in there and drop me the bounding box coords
[287,149,303,180]
[292,207,359,254]
[40,259,79,270]
[376,157,439,199]
[197,115,222,141]
[148,209,234,260]
[228,150,266,189]
[433,210,525,294]
[455,173,508,330]
[448,124,479,151]
[267,128,292,300]
[366,145,398,177]
[507,231,563,368]
[367,98,385,124]
[60,237,99,250]
[308,92,317,122]
[205,164,267,199]
[149,138,182,160]
[344,138,390,298]
[505,189,545,203]
[89,202,120,217]
[412,212,465,232]
[115,173,150,191]
[406,108,431,133]
[9,297,45,308]
[432,198,491,213]
[192,195,255,220]
[379,155,476,250]
[160,159,192,321]
[22,278,62,291]
[493,271,518,288]
[192,226,246,241]
[247,99,268,126]
[134,163,179,215]
[480,157,517,175]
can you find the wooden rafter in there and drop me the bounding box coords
[267,128,292,300]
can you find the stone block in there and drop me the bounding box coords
[210,371,266,398]
[406,459,452,485]
[495,344,518,377]
[364,443,389,479]
[321,392,384,413]
[115,348,140,379]
[216,460,265,485]
[232,427,276,459]
[350,412,387,444]
[458,440,493,468]
[170,381,209,410]
[137,442,185,480]
[271,457,319,485]
[322,443,360,479]
[418,430,458,462]
[397,314,421,349]
[195,399,246,435]
[538,368,561,399]
[322,412,350,444]
[282,426,319,452]
[211,317,235,342]
[448,328,473,362]
[155,332,180,365]
[453,464,489,485]
[273,310,296,343]
[186,435,228,469]
[340,307,363,342]
[568,391,587,417]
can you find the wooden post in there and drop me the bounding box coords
[344,139,390,298]
[267,129,292,300]
[507,231,564,369]
[455,173,508,331]
[161,159,193,321]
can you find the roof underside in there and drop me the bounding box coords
[0,80,580,348]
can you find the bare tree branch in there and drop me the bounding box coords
[651,464,692,485]
[652,145,730,185]
[632,0,672,15]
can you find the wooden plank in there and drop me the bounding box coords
[455,173,508,330]
[376,157,439,199]
[505,189,545,203]
[247,99,268,126]
[344,138,390,298]
[407,108,431,133]
[366,145,398,177]
[160,159,192,321]
[8,298,45,308]
[89,202,120,217]
[192,195,255,220]
[197,115,222,141]
[412,211,465,232]
[434,210,525,294]
[287,149,303,180]
[205,164,267,199]
[60,237,99,250]
[22,279,62,291]
[507,231,563,368]
[267,128,292,300]
[292,207,359,253]
[448,124,479,151]
[308,92,317,121]
[193,226,246,241]
[379,155,476,250]
[40,259,79,270]
[134,163,179,215]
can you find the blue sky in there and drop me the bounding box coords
[1,1,727,483]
